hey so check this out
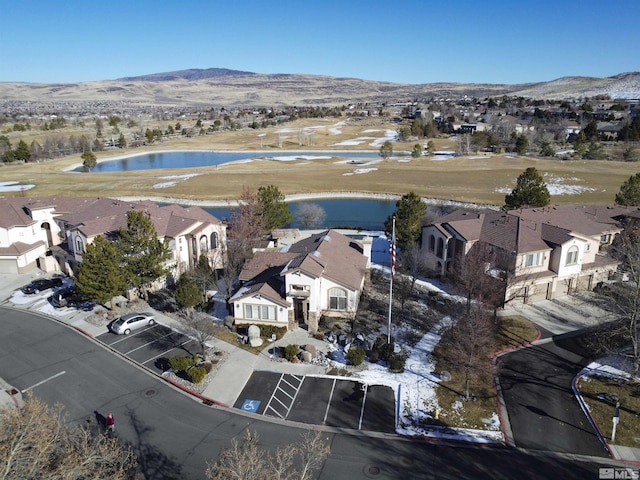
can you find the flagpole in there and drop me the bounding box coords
[387,217,395,345]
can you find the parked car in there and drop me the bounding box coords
[21,277,63,294]
[50,286,76,308]
[108,312,156,335]
[49,287,95,311]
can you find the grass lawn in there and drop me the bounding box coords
[1,117,639,205]
[431,315,539,430]
[577,375,640,447]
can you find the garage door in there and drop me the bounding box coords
[525,282,549,303]
[0,259,18,274]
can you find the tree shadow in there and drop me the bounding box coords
[126,408,183,480]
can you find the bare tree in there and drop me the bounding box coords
[400,242,428,290]
[176,308,219,360]
[0,395,136,480]
[595,226,640,379]
[294,203,326,229]
[206,429,330,480]
[442,306,497,400]
[220,188,265,301]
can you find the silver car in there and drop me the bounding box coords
[108,312,156,335]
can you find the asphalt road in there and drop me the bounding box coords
[497,332,612,457]
[0,307,619,479]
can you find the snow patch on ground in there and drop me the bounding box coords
[343,168,378,176]
[495,174,597,196]
[0,181,35,192]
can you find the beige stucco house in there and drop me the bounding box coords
[231,229,370,333]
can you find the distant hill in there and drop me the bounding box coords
[0,69,638,109]
[116,67,256,82]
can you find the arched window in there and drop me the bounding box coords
[436,238,444,258]
[199,235,208,253]
[329,287,347,310]
[428,235,435,252]
[566,246,579,266]
[210,232,218,249]
[75,236,84,254]
[191,237,197,254]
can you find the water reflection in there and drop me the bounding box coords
[204,198,398,231]
[82,151,379,173]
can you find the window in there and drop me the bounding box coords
[75,236,84,254]
[600,234,611,244]
[428,235,435,252]
[566,246,579,266]
[329,288,347,310]
[436,238,444,258]
[244,304,276,320]
[210,232,218,249]
[522,252,544,268]
[199,235,208,253]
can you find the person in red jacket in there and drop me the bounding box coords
[106,412,115,432]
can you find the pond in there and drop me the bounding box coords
[203,197,398,231]
[81,150,381,172]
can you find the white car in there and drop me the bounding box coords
[108,312,156,335]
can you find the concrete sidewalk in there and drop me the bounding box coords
[201,328,331,406]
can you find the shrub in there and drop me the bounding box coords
[284,344,299,361]
[347,346,365,366]
[260,325,287,340]
[169,354,198,372]
[188,366,207,384]
[388,353,406,373]
[368,349,379,363]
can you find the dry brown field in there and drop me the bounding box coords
[2,117,639,206]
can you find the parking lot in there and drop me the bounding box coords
[96,324,200,375]
[233,371,397,433]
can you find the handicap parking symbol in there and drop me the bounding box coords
[241,399,261,413]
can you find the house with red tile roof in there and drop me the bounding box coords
[231,229,369,332]
[422,205,640,305]
[0,197,226,281]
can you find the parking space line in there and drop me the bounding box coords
[283,376,305,419]
[358,383,368,430]
[108,326,156,345]
[263,374,305,419]
[123,331,181,355]
[323,378,337,425]
[139,339,193,365]
[264,373,286,418]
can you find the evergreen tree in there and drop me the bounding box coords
[504,167,551,210]
[175,273,203,309]
[118,210,172,298]
[75,235,127,309]
[615,173,640,206]
[384,191,427,250]
[411,144,422,159]
[379,141,393,159]
[257,184,292,231]
[14,140,31,162]
[81,150,97,170]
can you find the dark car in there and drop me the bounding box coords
[50,287,96,311]
[50,286,76,308]
[21,277,63,294]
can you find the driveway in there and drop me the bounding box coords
[497,331,611,457]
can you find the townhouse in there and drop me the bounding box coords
[422,204,639,305]
[0,197,226,281]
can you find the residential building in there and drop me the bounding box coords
[0,197,226,281]
[422,205,640,305]
[231,229,370,332]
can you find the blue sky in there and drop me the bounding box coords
[1,0,638,85]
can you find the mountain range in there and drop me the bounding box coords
[1,69,639,108]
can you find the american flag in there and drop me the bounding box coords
[389,226,396,277]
